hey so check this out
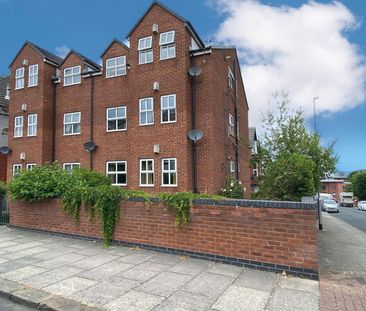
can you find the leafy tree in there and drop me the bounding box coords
[351,171,366,200]
[255,93,337,201]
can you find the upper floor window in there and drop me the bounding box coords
[107,107,126,132]
[64,112,81,135]
[26,163,36,170]
[139,98,154,125]
[15,68,24,90]
[140,159,154,187]
[12,164,22,176]
[64,66,81,86]
[161,94,176,123]
[27,114,37,136]
[228,66,235,90]
[63,163,80,172]
[160,31,176,60]
[162,158,177,187]
[230,161,235,177]
[228,113,235,136]
[106,56,126,78]
[138,36,153,64]
[106,161,127,186]
[14,116,23,137]
[28,65,38,87]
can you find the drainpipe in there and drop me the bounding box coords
[89,75,95,170]
[233,60,240,180]
[191,75,198,193]
[50,76,59,163]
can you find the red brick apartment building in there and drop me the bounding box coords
[6,2,251,195]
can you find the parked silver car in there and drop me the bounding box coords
[323,200,339,213]
[358,201,366,211]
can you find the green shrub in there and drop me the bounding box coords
[0,182,7,195]
[69,168,111,188]
[218,177,245,199]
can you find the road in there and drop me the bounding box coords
[331,206,366,233]
[0,296,36,310]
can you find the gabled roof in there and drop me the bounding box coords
[249,127,257,148]
[126,1,204,48]
[100,38,129,58]
[9,41,63,68]
[60,49,101,71]
[0,76,9,115]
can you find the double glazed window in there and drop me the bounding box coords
[228,66,235,90]
[12,164,22,176]
[140,159,154,186]
[139,98,154,125]
[161,94,176,123]
[106,56,126,78]
[107,107,127,131]
[106,161,127,186]
[27,114,37,136]
[15,68,24,89]
[228,113,235,136]
[230,161,235,177]
[14,116,23,137]
[160,31,176,60]
[63,163,80,172]
[64,112,81,135]
[28,65,38,87]
[64,66,81,86]
[26,164,36,170]
[162,158,177,186]
[138,36,153,64]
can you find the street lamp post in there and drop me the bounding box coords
[313,97,323,230]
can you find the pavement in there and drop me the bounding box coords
[318,207,366,311]
[0,225,319,311]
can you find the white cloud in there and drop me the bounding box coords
[55,45,71,58]
[213,0,366,128]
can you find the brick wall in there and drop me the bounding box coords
[8,199,318,277]
[0,154,7,181]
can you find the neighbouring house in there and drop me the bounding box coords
[249,127,260,193]
[320,172,350,201]
[7,1,251,195]
[0,76,9,181]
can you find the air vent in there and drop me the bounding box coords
[22,59,29,66]
[20,152,26,160]
[152,23,159,34]
[21,103,27,111]
[153,144,160,153]
[153,82,160,91]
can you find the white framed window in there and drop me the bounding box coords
[138,36,153,64]
[64,112,81,135]
[228,66,235,90]
[63,163,80,172]
[64,66,81,86]
[230,161,235,177]
[140,159,154,187]
[12,164,22,176]
[160,31,176,60]
[107,107,127,132]
[228,113,234,136]
[28,65,38,87]
[26,163,36,170]
[161,94,176,123]
[139,98,154,125]
[27,114,37,137]
[15,68,24,89]
[162,158,177,187]
[106,161,127,186]
[14,116,23,137]
[106,56,126,78]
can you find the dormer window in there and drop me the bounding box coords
[106,56,126,78]
[160,31,175,60]
[64,66,81,86]
[28,65,38,87]
[138,36,153,64]
[15,68,24,90]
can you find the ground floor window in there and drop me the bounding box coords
[230,161,235,177]
[106,161,127,186]
[26,163,36,170]
[162,158,177,186]
[12,164,22,176]
[63,163,80,172]
[140,159,154,186]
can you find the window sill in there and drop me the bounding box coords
[139,123,154,126]
[161,120,177,124]
[161,185,178,188]
[63,82,81,87]
[139,184,155,188]
[63,133,81,136]
[106,73,127,79]
[106,129,127,133]
[27,135,37,137]
[27,85,38,88]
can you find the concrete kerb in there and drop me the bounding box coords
[0,280,103,311]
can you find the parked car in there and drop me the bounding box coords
[358,201,366,211]
[323,200,339,213]
[339,192,354,207]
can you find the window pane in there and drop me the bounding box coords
[107,68,116,77]
[108,120,116,131]
[146,37,152,48]
[74,75,81,84]
[170,110,176,121]
[171,173,177,185]
[107,59,115,67]
[141,174,146,185]
[170,159,175,170]
[72,113,80,122]
[161,47,168,59]
[117,119,126,130]
[65,114,72,123]
[117,67,125,76]
[108,108,116,119]
[73,124,80,133]
[163,160,169,171]
[116,57,124,65]
[162,110,169,122]
[147,161,153,171]
[147,51,153,63]
[65,76,73,85]
[64,124,72,134]
[146,99,152,110]
[169,96,175,107]
[147,111,153,124]
[108,163,116,172]
[163,173,169,185]
[141,112,146,124]
[73,67,80,74]
[148,173,154,184]
[117,107,125,118]
[141,161,146,171]
[117,162,125,172]
[118,174,126,184]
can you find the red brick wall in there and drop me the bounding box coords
[8,199,318,271]
[0,154,7,181]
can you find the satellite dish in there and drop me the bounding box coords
[188,129,203,143]
[84,142,97,152]
[188,66,202,77]
[0,146,11,154]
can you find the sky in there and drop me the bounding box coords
[0,0,365,173]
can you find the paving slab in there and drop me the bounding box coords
[206,263,244,277]
[36,253,87,269]
[118,250,155,264]
[0,278,25,296]
[1,265,47,282]
[43,276,96,297]
[183,272,235,300]
[234,268,278,292]
[168,258,210,276]
[117,266,160,282]
[277,275,319,294]
[11,287,52,307]
[78,261,134,280]
[212,285,271,311]
[70,254,120,270]
[104,290,165,311]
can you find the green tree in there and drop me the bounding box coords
[351,171,366,200]
[255,93,337,201]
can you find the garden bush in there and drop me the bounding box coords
[218,177,245,199]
